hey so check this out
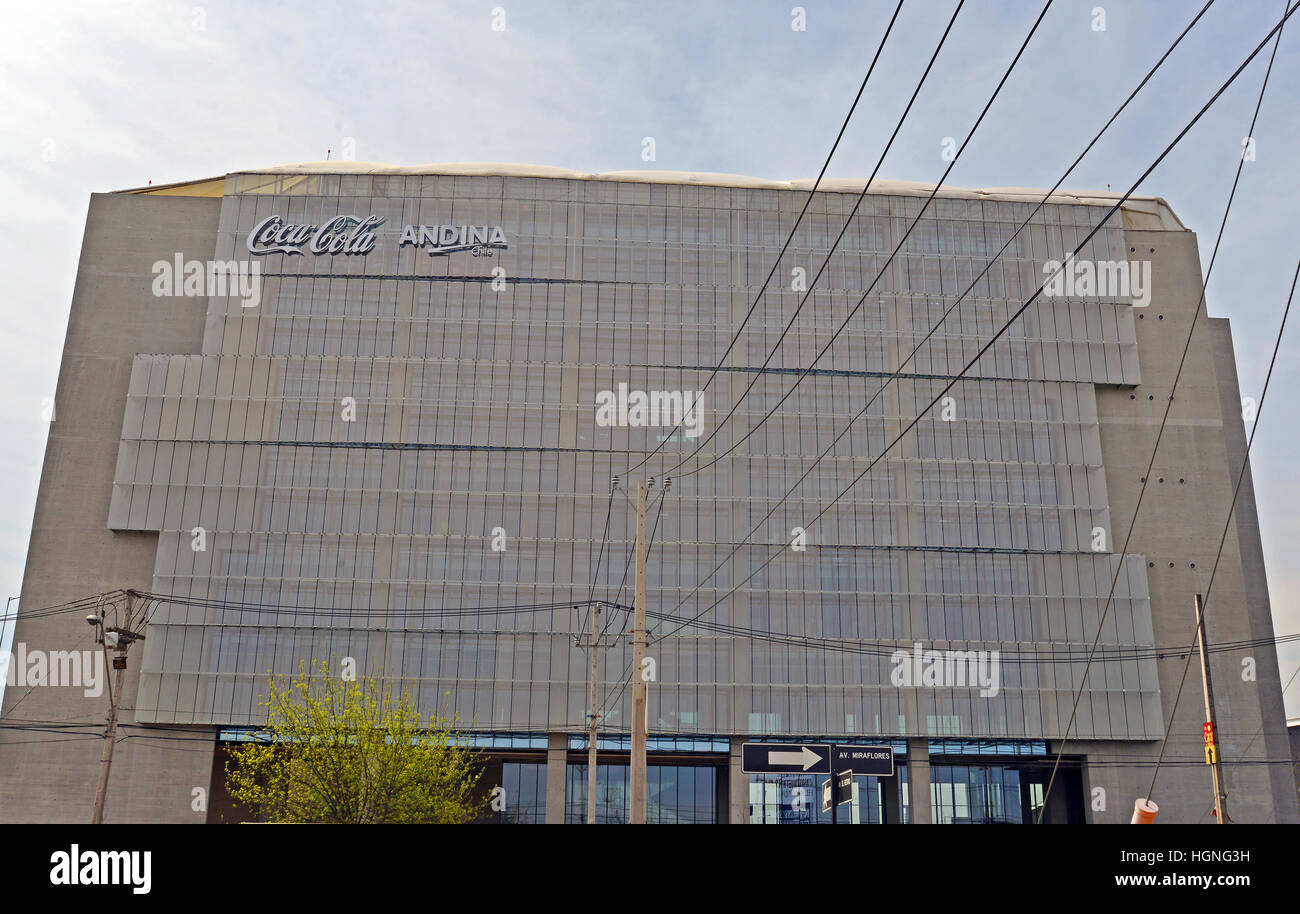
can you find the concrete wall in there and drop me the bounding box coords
[1082,225,1299,823]
[1290,723,1300,810]
[0,193,219,822]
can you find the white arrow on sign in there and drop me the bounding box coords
[767,746,824,770]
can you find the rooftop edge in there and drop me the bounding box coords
[118,161,1188,231]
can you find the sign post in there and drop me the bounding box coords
[822,770,854,823]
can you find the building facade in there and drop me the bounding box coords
[2,163,1294,824]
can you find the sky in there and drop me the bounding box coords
[0,0,1297,716]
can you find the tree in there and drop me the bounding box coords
[225,660,485,823]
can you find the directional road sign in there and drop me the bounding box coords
[741,742,831,774]
[821,770,854,812]
[831,745,895,777]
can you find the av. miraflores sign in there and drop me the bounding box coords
[246,214,508,257]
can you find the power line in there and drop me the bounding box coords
[599,0,980,722]
[605,483,668,641]
[650,0,1296,648]
[0,590,127,624]
[1038,0,1294,820]
[588,625,1300,734]
[619,0,908,476]
[658,0,977,479]
[0,735,102,747]
[637,607,1300,663]
[670,0,1053,480]
[1143,248,1298,806]
[598,486,671,717]
[645,0,1218,639]
[589,624,1299,733]
[0,722,104,735]
[1232,661,1300,770]
[674,0,1217,482]
[581,484,618,636]
[5,583,1295,669]
[140,593,607,619]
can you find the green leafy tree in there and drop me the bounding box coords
[225,660,485,823]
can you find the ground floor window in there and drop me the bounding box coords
[748,770,906,824]
[461,741,1081,824]
[477,760,548,823]
[565,762,724,823]
[929,762,1083,824]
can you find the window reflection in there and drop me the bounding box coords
[564,763,721,824]
[747,773,887,824]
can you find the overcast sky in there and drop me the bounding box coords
[1,0,1297,716]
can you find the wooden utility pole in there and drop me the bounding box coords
[630,480,648,824]
[90,661,125,824]
[1193,593,1229,824]
[91,591,142,825]
[586,601,602,824]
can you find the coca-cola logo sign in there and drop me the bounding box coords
[246,214,384,255]
[244,214,510,258]
[398,224,508,257]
